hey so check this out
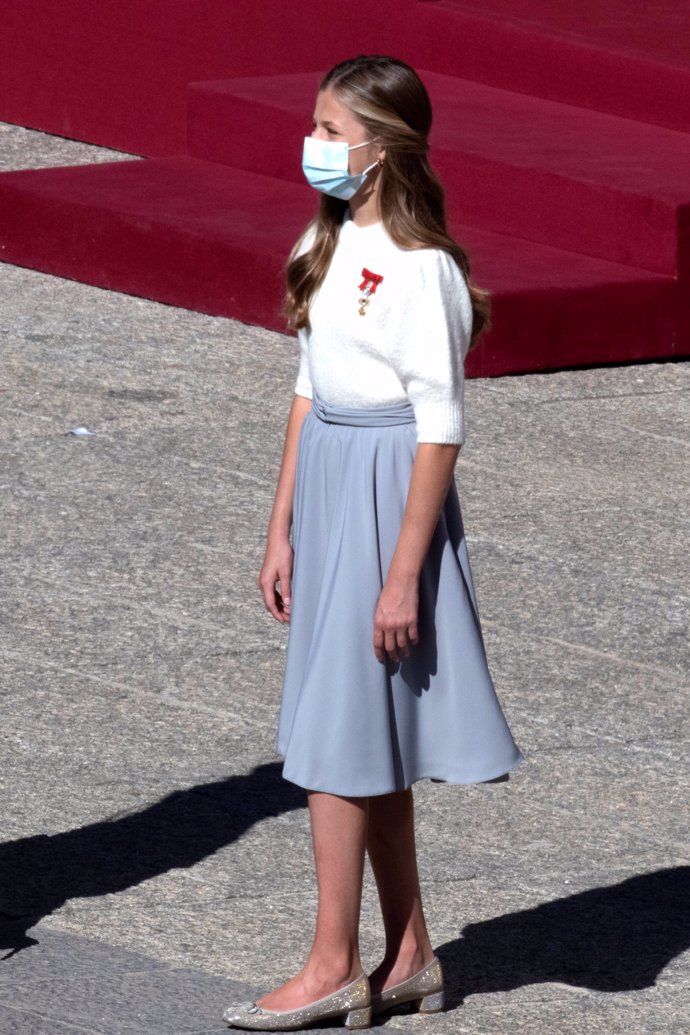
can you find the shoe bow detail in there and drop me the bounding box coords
[223,973,372,1030]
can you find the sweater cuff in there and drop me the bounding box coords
[414,399,465,444]
[294,374,313,400]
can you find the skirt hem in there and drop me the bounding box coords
[279,750,525,798]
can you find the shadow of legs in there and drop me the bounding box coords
[436,867,690,1006]
[0,762,305,955]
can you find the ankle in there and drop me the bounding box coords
[304,949,362,988]
[383,938,434,973]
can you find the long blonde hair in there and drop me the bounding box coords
[284,55,491,351]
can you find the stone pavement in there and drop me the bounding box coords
[0,124,688,1034]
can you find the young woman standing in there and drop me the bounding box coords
[224,55,522,1031]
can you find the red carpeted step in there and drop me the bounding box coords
[0,155,679,376]
[415,0,690,133]
[0,157,313,328]
[436,0,690,63]
[2,2,690,155]
[187,72,690,278]
[2,2,689,156]
[0,0,412,156]
[458,227,678,376]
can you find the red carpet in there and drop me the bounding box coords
[0,0,411,155]
[0,1,688,373]
[189,71,690,275]
[416,0,690,133]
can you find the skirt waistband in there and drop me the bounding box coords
[311,393,415,428]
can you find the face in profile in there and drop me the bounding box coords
[311,87,383,179]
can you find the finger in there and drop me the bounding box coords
[275,595,290,623]
[279,570,292,610]
[396,628,411,657]
[408,622,419,647]
[259,575,286,623]
[384,629,399,663]
[266,595,285,623]
[277,590,291,623]
[373,626,385,664]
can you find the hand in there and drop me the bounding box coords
[258,535,294,623]
[373,574,419,663]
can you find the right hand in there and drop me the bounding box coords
[258,536,294,623]
[373,573,419,663]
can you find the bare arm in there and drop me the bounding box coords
[258,394,312,623]
[374,442,460,662]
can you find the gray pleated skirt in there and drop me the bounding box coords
[277,395,523,797]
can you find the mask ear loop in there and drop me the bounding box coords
[361,158,381,176]
[347,137,379,152]
[348,138,384,178]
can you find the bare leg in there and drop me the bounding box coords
[366,788,435,994]
[257,791,369,1011]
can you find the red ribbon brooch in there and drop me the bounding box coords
[358,268,384,316]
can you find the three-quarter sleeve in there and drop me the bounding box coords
[387,249,472,444]
[289,225,317,399]
[294,326,313,399]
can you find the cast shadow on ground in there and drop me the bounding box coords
[0,762,304,957]
[2,775,687,1001]
[435,866,690,1007]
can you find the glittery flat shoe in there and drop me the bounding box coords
[370,957,444,1016]
[223,973,371,1030]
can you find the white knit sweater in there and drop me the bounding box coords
[294,213,473,444]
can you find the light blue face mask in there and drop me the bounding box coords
[302,136,379,201]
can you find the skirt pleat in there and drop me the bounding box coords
[277,398,523,796]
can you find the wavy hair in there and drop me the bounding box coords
[284,55,491,351]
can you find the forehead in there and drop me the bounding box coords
[313,87,360,128]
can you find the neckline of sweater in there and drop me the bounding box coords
[341,212,385,234]
[338,215,392,256]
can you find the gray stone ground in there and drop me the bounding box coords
[0,123,688,1034]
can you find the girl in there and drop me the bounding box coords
[224,54,522,1031]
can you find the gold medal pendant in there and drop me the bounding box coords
[358,268,383,316]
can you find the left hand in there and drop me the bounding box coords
[373,574,419,663]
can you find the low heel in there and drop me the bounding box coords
[416,989,445,1013]
[344,1005,372,1029]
